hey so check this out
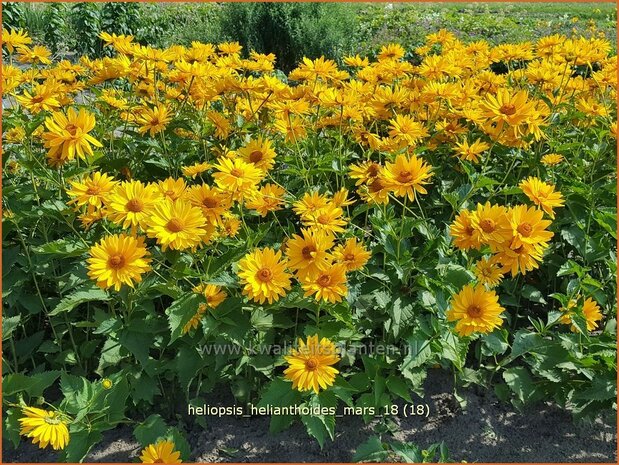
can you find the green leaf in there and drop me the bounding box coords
[352,435,388,462]
[166,293,205,344]
[62,428,102,463]
[386,375,412,402]
[134,414,168,447]
[34,239,89,258]
[3,408,21,449]
[388,297,414,339]
[502,367,541,405]
[257,378,302,433]
[521,284,547,304]
[50,286,109,315]
[390,441,423,463]
[2,315,21,340]
[166,427,192,462]
[3,371,61,398]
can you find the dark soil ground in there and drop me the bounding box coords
[4,370,616,463]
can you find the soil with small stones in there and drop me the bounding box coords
[4,370,616,463]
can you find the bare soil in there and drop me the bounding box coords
[4,371,616,463]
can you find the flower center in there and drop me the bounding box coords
[369,180,384,193]
[165,189,176,199]
[202,197,218,208]
[230,168,243,177]
[65,123,78,136]
[86,186,101,195]
[44,412,62,425]
[32,95,44,103]
[317,214,329,225]
[257,268,273,282]
[317,274,331,287]
[499,104,517,116]
[344,253,355,262]
[467,304,483,318]
[108,255,125,269]
[305,357,319,371]
[397,170,413,183]
[302,245,315,260]
[126,198,144,212]
[153,459,165,464]
[479,218,496,233]
[249,150,263,163]
[166,218,184,233]
[368,164,380,177]
[517,222,532,236]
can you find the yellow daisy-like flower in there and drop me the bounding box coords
[220,213,241,237]
[41,107,103,165]
[212,157,264,200]
[19,407,69,450]
[493,242,546,277]
[474,257,504,287]
[301,264,348,304]
[245,183,286,217]
[380,154,433,202]
[518,177,564,219]
[139,440,182,463]
[453,139,490,164]
[333,237,371,272]
[182,303,208,335]
[284,335,340,394]
[359,179,390,205]
[2,28,33,54]
[471,202,513,249]
[87,234,151,291]
[137,103,172,136]
[446,284,505,337]
[541,153,564,166]
[509,205,554,249]
[157,177,188,201]
[388,114,428,147]
[237,136,277,172]
[146,199,206,251]
[348,161,382,186]
[194,283,227,309]
[450,209,482,251]
[560,297,603,332]
[182,162,212,178]
[187,184,232,226]
[66,171,117,209]
[237,247,292,304]
[286,228,334,280]
[301,205,348,235]
[106,181,160,231]
[293,191,330,219]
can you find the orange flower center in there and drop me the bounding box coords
[368,164,380,177]
[467,304,483,318]
[65,123,78,136]
[153,459,165,464]
[86,186,101,195]
[479,218,496,233]
[108,255,125,269]
[126,198,144,212]
[165,190,176,199]
[305,357,319,371]
[344,253,355,262]
[517,222,533,236]
[317,214,329,225]
[258,268,273,282]
[397,170,413,183]
[317,274,332,287]
[302,245,315,260]
[499,104,517,116]
[249,150,264,163]
[166,218,184,233]
[202,197,218,208]
[230,168,243,177]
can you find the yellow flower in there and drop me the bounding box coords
[212,157,264,200]
[107,181,160,231]
[67,171,117,209]
[102,378,113,390]
[220,213,241,237]
[560,297,603,332]
[293,191,330,219]
[480,88,537,127]
[509,205,554,249]
[453,139,490,164]
[139,440,182,463]
[474,257,504,287]
[450,209,482,251]
[446,284,505,337]
[237,247,292,304]
[493,242,546,277]
[194,283,227,309]
[87,234,151,291]
[137,103,172,136]
[19,407,69,450]
[333,237,371,272]
[17,45,52,65]
[41,107,103,166]
[2,28,32,54]
[301,205,348,235]
[187,184,231,226]
[301,264,348,304]
[245,183,286,217]
[388,114,428,147]
[286,228,334,280]
[157,177,188,201]
[3,126,26,143]
[16,83,60,114]
[518,177,564,219]
[182,162,211,178]
[471,202,512,249]
[284,335,340,393]
[182,302,208,334]
[237,136,277,172]
[359,179,390,205]
[541,153,564,166]
[146,199,206,251]
[349,161,382,186]
[380,154,433,202]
